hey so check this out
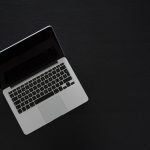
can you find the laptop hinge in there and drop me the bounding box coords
[10,60,58,89]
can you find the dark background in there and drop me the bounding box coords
[0,0,150,149]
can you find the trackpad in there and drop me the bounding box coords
[38,96,68,123]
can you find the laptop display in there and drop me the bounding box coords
[0,27,63,89]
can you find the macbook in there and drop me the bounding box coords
[1,26,88,135]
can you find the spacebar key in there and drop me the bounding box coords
[35,92,54,104]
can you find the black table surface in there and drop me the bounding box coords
[0,0,150,149]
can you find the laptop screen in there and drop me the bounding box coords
[0,26,64,89]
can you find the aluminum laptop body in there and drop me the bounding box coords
[1,26,88,135]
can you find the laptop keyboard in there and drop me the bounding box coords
[8,63,75,114]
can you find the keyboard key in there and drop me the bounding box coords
[18,89,22,93]
[52,67,56,70]
[21,97,25,102]
[22,92,25,96]
[14,91,18,96]
[36,94,40,98]
[25,100,29,105]
[56,73,61,77]
[36,89,40,93]
[29,98,32,103]
[33,86,37,90]
[17,87,20,90]
[33,78,36,81]
[32,96,36,100]
[29,83,33,87]
[33,81,37,85]
[60,81,63,85]
[64,69,70,75]
[49,77,52,81]
[56,68,60,72]
[44,85,48,89]
[37,79,41,83]
[60,66,66,70]
[29,93,32,97]
[18,109,22,114]
[41,81,45,85]
[13,89,17,92]
[52,75,56,79]
[71,82,75,85]
[63,77,72,83]
[48,87,52,91]
[52,80,55,84]
[48,73,52,77]
[41,73,44,77]
[22,87,25,91]
[25,90,29,94]
[41,77,44,81]
[58,86,63,91]
[21,102,25,107]
[29,80,32,83]
[9,91,12,94]
[54,89,59,94]
[63,86,67,89]
[26,105,30,109]
[52,85,55,89]
[10,93,14,98]
[22,107,26,111]
[35,91,54,105]
[40,87,44,91]
[48,82,51,87]
[56,78,59,82]
[37,84,41,88]
[45,80,48,84]
[37,76,40,79]
[25,95,28,100]
[26,85,29,89]
[66,82,71,87]
[40,92,44,96]
[18,94,21,98]
[56,83,59,87]
[30,102,35,107]
[29,88,33,92]
[12,97,17,102]
[52,71,56,74]
[14,100,20,106]
[60,71,64,75]
[45,75,48,79]
[24,81,28,84]
[33,91,36,95]
[16,104,21,109]
[63,74,67,79]
[59,76,63,80]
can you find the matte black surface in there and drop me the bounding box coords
[0,0,150,150]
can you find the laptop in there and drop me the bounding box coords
[1,26,88,135]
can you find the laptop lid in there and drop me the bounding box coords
[0,26,64,90]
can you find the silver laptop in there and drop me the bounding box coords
[1,26,88,135]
